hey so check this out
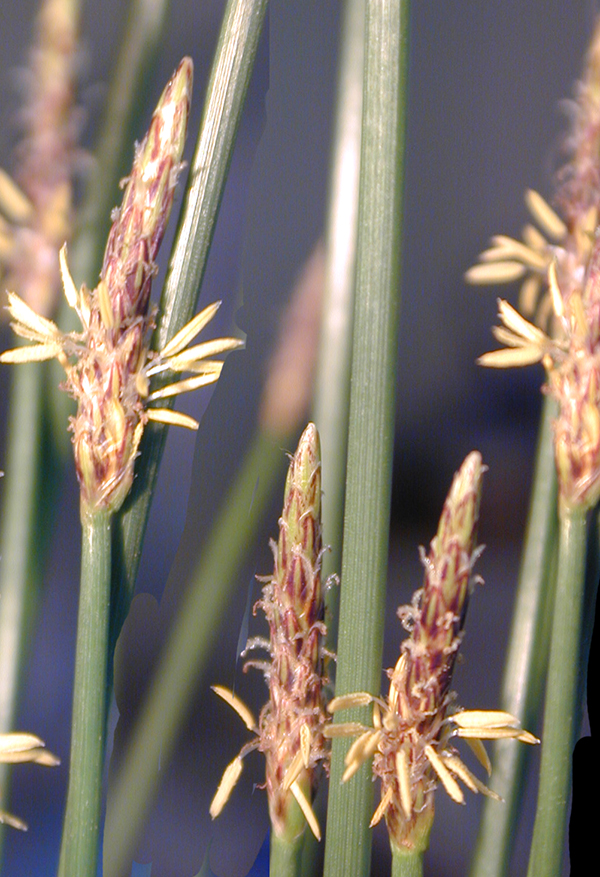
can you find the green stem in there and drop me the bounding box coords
[391,847,424,877]
[303,5,366,874]
[270,828,304,877]
[103,430,287,877]
[469,396,558,877]
[58,510,112,877]
[526,505,587,877]
[0,363,45,858]
[323,1,410,875]
[312,0,365,595]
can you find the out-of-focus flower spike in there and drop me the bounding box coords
[0,0,80,318]
[0,170,35,225]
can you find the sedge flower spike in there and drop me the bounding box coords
[211,423,330,842]
[325,453,538,855]
[0,58,243,517]
[465,16,600,331]
[0,0,78,318]
[468,16,600,512]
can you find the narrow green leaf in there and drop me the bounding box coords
[58,511,112,877]
[323,2,410,876]
[469,396,558,877]
[526,506,587,877]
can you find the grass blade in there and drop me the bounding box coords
[323,2,410,875]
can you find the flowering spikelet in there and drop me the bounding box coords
[0,731,59,830]
[210,423,330,842]
[0,0,79,317]
[468,18,600,512]
[1,58,243,517]
[325,454,538,854]
[465,18,600,332]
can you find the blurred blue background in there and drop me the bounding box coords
[0,1,594,875]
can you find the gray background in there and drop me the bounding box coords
[0,1,594,875]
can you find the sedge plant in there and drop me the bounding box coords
[0,3,598,877]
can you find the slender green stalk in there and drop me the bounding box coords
[391,848,423,877]
[110,0,269,660]
[0,363,53,870]
[0,0,81,859]
[270,830,303,877]
[323,2,410,876]
[312,0,365,594]
[0,364,44,751]
[303,5,365,872]
[58,510,112,877]
[103,431,287,877]
[526,506,587,877]
[470,396,559,877]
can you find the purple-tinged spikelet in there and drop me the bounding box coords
[100,59,192,325]
[468,15,600,512]
[327,454,538,854]
[211,424,330,842]
[1,58,243,517]
[256,422,328,839]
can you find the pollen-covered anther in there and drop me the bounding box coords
[395,748,412,819]
[370,785,394,828]
[290,780,321,841]
[209,756,244,819]
[342,729,382,783]
[525,189,567,241]
[0,731,60,830]
[327,691,376,713]
[450,709,540,744]
[211,686,257,732]
[424,745,464,805]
